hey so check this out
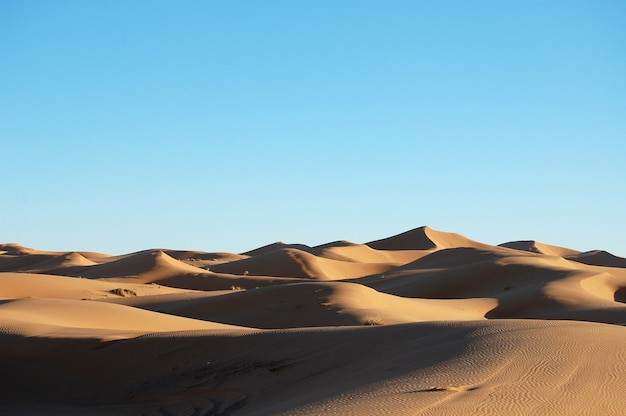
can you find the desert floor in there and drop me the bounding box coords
[1,226,626,415]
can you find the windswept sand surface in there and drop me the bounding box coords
[1,227,626,415]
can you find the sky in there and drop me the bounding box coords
[1,0,625,256]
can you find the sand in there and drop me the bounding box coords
[1,226,626,415]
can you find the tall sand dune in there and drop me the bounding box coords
[366,226,489,251]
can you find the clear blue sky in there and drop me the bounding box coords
[1,0,625,256]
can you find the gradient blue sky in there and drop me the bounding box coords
[1,0,625,255]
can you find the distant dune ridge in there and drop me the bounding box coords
[1,226,626,415]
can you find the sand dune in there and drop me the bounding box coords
[243,241,312,256]
[76,250,209,279]
[146,249,250,270]
[568,250,626,268]
[0,243,50,256]
[1,321,625,415]
[13,251,98,273]
[0,272,195,300]
[162,249,248,263]
[210,247,397,280]
[366,226,489,251]
[0,252,60,272]
[0,243,109,260]
[500,240,626,268]
[105,281,495,328]
[1,226,626,415]
[359,247,626,324]
[311,240,426,263]
[499,240,582,257]
[0,297,246,337]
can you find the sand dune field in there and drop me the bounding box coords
[1,226,626,415]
